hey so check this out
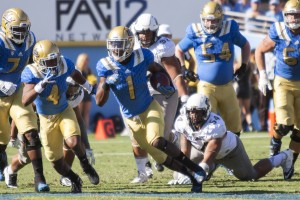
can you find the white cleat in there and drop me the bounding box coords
[4,167,17,188]
[280,149,294,180]
[60,176,72,187]
[130,172,148,184]
[145,162,153,178]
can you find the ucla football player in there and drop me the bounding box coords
[255,0,300,180]
[168,94,293,185]
[125,13,190,183]
[95,26,206,192]
[20,40,99,193]
[175,1,251,137]
[0,8,49,192]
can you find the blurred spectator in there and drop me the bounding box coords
[238,0,251,12]
[214,0,232,11]
[76,53,97,134]
[265,0,284,22]
[245,0,265,32]
[228,0,243,12]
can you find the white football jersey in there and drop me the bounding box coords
[174,112,237,159]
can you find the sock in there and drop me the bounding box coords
[135,157,148,174]
[269,152,287,167]
[66,169,78,182]
[175,152,201,172]
[7,165,15,175]
[293,153,299,165]
[32,158,45,182]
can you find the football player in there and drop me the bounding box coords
[169,93,293,186]
[5,75,96,188]
[125,13,190,183]
[255,0,300,180]
[175,1,250,137]
[95,26,206,193]
[0,8,49,192]
[20,40,99,193]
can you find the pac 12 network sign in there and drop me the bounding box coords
[0,0,207,43]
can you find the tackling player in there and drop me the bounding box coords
[255,0,300,180]
[169,93,293,186]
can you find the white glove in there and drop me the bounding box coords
[8,138,21,149]
[0,80,17,96]
[34,72,56,93]
[177,173,191,184]
[258,70,272,96]
[86,148,95,165]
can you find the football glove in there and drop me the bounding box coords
[183,70,198,82]
[258,70,272,96]
[86,148,95,166]
[234,63,247,81]
[106,73,121,85]
[0,80,17,96]
[34,71,56,93]
[157,84,175,98]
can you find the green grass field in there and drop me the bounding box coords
[1,132,300,200]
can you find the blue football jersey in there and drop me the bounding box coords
[178,20,247,85]
[96,48,154,118]
[269,22,300,80]
[21,56,75,115]
[0,31,36,97]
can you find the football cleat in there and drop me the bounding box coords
[191,182,202,193]
[280,149,294,180]
[81,163,100,185]
[4,167,17,188]
[130,171,148,184]
[154,162,164,172]
[34,176,50,192]
[70,175,83,193]
[270,138,282,157]
[145,161,153,178]
[60,176,72,187]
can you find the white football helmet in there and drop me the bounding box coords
[1,8,31,44]
[33,40,61,76]
[186,94,211,126]
[107,26,134,62]
[133,13,159,47]
[200,2,223,34]
[283,0,300,30]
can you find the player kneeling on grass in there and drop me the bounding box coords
[20,40,99,193]
[168,93,293,186]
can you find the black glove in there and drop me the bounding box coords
[183,70,198,82]
[234,63,247,81]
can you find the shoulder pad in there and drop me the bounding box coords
[27,63,44,78]
[24,31,35,51]
[133,48,145,67]
[274,22,291,41]
[155,37,175,57]
[190,23,205,37]
[100,57,120,71]
[0,32,16,51]
[219,20,233,37]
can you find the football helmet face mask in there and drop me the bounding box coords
[133,13,159,48]
[200,2,223,34]
[283,0,300,30]
[186,94,211,127]
[1,8,31,44]
[33,40,61,76]
[107,26,134,62]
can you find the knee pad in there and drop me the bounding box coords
[291,129,300,142]
[23,130,42,151]
[274,123,293,136]
[152,137,167,151]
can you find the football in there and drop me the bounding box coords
[150,71,171,90]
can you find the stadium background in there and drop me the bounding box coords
[0,0,264,129]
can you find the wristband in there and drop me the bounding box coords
[81,80,93,94]
[34,82,44,93]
